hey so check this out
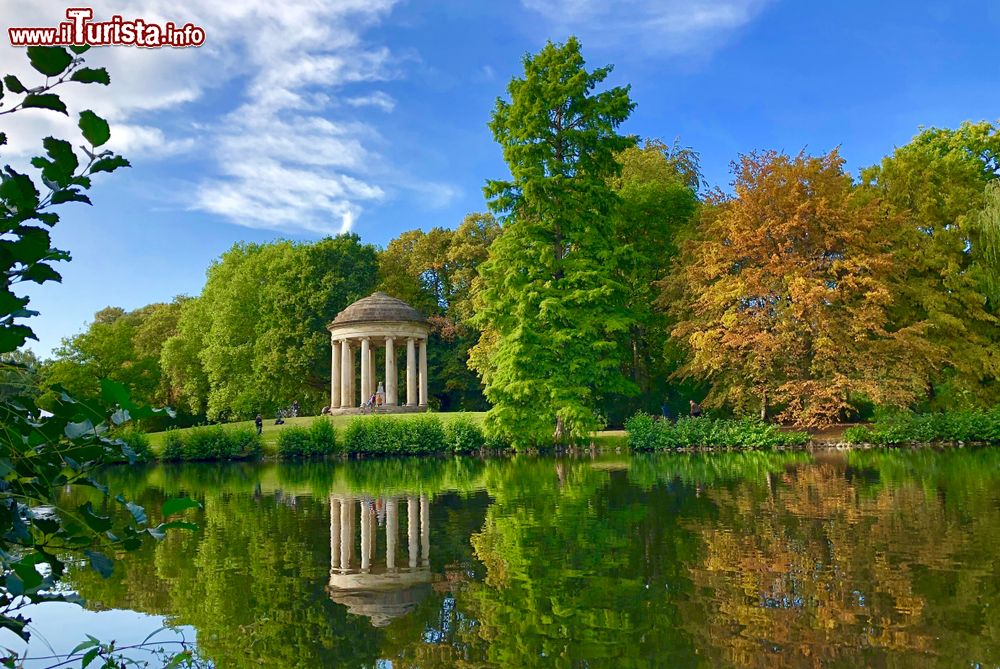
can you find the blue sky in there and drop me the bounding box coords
[3,0,999,356]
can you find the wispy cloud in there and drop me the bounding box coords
[1,0,455,235]
[346,91,396,112]
[520,0,773,53]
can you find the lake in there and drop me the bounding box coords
[11,448,1000,667]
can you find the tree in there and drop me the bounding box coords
[0,45,200,663]
[470,37,637,446]
[664,150,937,425]
[862,122,1000,408]
[605,139,702,423]
[161,235,379,420]
[41,299,189,427]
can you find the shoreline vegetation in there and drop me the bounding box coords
[129,408,1000,464]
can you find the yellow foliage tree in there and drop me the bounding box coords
[662,149,939,425]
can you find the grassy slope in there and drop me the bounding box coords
[147,412,628,456]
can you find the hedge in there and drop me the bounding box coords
[625,413,810,450]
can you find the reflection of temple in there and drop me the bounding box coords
[327,494,433,627]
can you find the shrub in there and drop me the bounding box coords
[307,418,338,455]
[342,415,449,455]
[625,413,809,451]
[843,408,1000,445]
[277,426,319,459]
[159,425,263,462]
[160,430,184,462]
[112,425,152,462]
[446,415,485,454]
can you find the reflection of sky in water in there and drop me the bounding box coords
[2,602,196,667]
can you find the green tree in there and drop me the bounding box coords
[862,122,1000,408]
[162,235,378,420]
[470,37,637,446]
[605,139,701,423]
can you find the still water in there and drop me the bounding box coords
[23,449,1000,666]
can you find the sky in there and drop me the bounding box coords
[2,0,999,356]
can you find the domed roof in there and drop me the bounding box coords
[330,292,427,326]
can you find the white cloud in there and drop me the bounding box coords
[346,91,396,112]
[520,0,773,53]
[0,0,432,235]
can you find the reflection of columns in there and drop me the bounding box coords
[340,341,351,408]
[386,497,397,570]
[330,497,341,570]
[360,338,371,403]
[407,496,418,568]
[360,500,372,572]
[420,494,430,567]
[418,338,428,407]
[339,497,352,571]
[331,339,341,409]
[406,338,417,407]
[385,338,397,406]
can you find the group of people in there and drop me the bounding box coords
[253,400,301,435]
[659,399,703,422]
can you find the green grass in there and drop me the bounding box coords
[148,412,488,457]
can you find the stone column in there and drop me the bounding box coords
[360,338,371,403]
[330,497,341,571]
[360,500,371,572]
[369,347,376,399]
[340,341,352,409]
[406,338,417,407]
[386,497,397,570]
[420,493,430,567]
[339,496,352,571]
[407,496,418,569]
[418,338,428,407]
[348,345,356,407]
[385,337,397,406]
[331,339,341,409]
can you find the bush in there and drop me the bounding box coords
[111,425,152,462]
[843,408,1000,445]
[446,415,485,453]
[342,415,449,455]
[625,413,809,451]
[308,418,338,455]
[160,430,184,462]
[158,425,263,462]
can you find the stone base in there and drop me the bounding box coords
[326,405,428,417]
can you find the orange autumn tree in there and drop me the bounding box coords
[661,149,939,425]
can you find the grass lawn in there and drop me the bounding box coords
[146,411,627,456]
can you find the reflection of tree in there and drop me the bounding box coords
[457,459,707,668]
[680,453,1000,668]
[66,452,1000,667]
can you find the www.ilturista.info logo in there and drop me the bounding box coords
[9,8,205,48]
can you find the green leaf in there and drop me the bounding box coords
[20,263,62,284]
[162,497,201,517]
[70,637,100,655]
[70,68,110,85]
[78,502,112,532]
[90,156,130,174]
[100,378,131,409]
[27,46,74,77]
[81,646,100,667]
[68,44,90,55]
[65,419,95,440]
[50,189,91,206]
[84,550,113,577]
[3,75,26,94]
[78,110,110,147]
[21,94,67,115]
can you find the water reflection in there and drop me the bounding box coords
[37,450,1000,667]
[328,495,433,627]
